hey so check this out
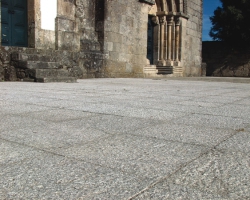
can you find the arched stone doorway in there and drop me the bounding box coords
[147,0,188,75]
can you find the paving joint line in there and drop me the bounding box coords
[126,129,246,199]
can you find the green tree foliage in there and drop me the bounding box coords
[209,0,250,47]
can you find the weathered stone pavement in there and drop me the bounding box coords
[0,78,250,199]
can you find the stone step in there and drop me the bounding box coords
[144,70,158,73]
[11,61,61,69]
[144,65,157,72]
[27,69,70,78]
[157,66,173,74]
[143,67,157,71]
[36,77,77,83]
[173,66,183,73]
[12,52,53,62]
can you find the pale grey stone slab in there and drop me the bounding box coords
[112,107,188,120]
[134,149,250,200]
[61,114,161,134]
[0,115,49,132]
[0,139,42,166]
[216,131,250,153]
[192,104,250,120]
[172,100,224,108]
[69,103,188,120]
[167,149,250,199]
[224,91,250,98]
[33,99,114,109]
[19,108,98,122]
[58,134,208,179]
[235,98,250,105]
[0,101,52,115]
[174,113,248,130]
[0,94,58,103]
[0,153,151,200]
[195,96,243,104]
[132,123,235,147]
[246,124,250,132]
[133,182,226,200]
[1,79,250,199]
[89,95,194,107]
[0,124,109,150]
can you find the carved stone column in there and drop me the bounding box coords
[167,16,174,61]
[158,16,166,66]
[175,17,181,61]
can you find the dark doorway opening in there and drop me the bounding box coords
[1,0,28,47]
[147,15,154,65]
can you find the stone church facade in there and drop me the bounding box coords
[0,0,203,82]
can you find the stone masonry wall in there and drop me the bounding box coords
[76,0,100,51]
[75,0,104,77]
[181,0,203,76]
[102,0,150,78]
[0,46,104,81]
[56,0,80,50]
[37,30,56,49]
[28,0,56,49]
[0,0,204,81]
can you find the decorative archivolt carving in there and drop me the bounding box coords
[155,0,187,14]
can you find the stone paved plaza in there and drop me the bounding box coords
[0,78,250,199]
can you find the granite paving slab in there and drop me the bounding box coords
[57,133,208,180]
[0,151,151,199]
[60,113,162,134]
[216,130,250,154]
[174,113,248,130]
[0,101,52,115]
[0,139,43,166]
[0,78,249,199]
[0,115,50,132]
[133,149,250,199]
[202,104,250,119]
[18,108,98,122]
[68,103,190,120]
[131,123,236,147]
[0,125,109,150]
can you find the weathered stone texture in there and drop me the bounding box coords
[103,0,149,78]
[182,0,203,76]
[0,0,203,81]
[37,30,56,49]
[56,0,80,50]
[0,67,3,81]
[0,46,104,80]
[76,0,100,51]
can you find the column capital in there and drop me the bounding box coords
[175,17,181,26]
[159,16,166,25]
[167,16,174,25]
[152,16,159,25]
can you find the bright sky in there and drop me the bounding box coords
[40,0,57,30]
[203,0,222,41]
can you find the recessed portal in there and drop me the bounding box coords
[147,15,154,65]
